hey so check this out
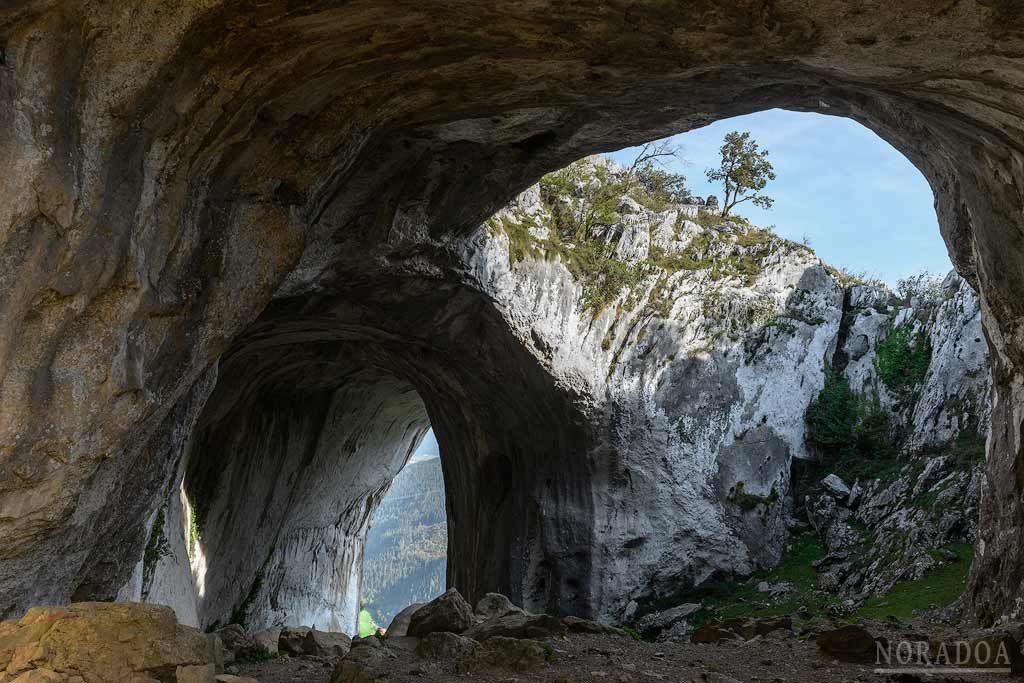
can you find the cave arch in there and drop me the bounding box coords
[169,274,594,632]
[0,1,1022,628]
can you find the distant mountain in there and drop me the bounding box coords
[361,457,447,627]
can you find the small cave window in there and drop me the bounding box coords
[358,427,447,635]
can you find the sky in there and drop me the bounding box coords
[607,109,951,288]
[409,428,439,462]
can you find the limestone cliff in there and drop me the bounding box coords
[804,272,989,604]
[458,158,989,621]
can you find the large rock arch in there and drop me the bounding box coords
[0,1,1022,627]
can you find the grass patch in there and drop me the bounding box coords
[246,648,287,662]
[681,533,838,628]
[622,627,644,641]
[672,537,972,630]
[856,543,973,621]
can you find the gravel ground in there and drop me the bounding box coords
[236,629,1014,683]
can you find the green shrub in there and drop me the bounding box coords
[874,323,931,396]
[805,371,902,481]
[805,371,859,450]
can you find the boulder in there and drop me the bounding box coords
[561,616,627,636]
[177,664,217,683]
[821,474,852,500]
[407,589,473,637]
[459,637,547,672]
[635,603,701,638]
[251,628,280,655]
[215,676,259,683]
[816,624,884,663]
[302,629,351,658]
[0,603,220,683]
[214,625,258,663]
[474,593,524,620]
[384,603,423,637]
[756,582,795,597]
[657,619,696,642]
[415,632,479,660]
[691,617,792,644]
[278,626,312,655]
[464,612,567,641]
[328,638,395,683]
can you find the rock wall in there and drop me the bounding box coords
[1,0,1024,630]
[463,174,841,620]
[803,272,990,603]
[458,166,991,620]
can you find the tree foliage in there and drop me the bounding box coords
[705,131,776,217]
[806,370,900,478]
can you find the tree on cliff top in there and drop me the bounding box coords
[706,131,776,217]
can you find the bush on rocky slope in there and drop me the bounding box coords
[874,322,932,397]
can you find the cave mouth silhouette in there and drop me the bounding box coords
[2,1,1023,634]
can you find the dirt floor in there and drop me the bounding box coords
[236,628,1014,683]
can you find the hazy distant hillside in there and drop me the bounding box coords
[361,456,447,626]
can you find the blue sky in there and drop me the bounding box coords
[607,109,951,287]
[410,428,439,462]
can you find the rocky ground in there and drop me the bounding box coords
[237,626,1015,683]
[2,594,1019,682]
[226,590,1020,683]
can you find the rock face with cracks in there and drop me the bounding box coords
[1,0,1024,633]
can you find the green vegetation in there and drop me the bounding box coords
[825,265,888,289]
[187,509,201,559]
[358,609,378,637]
[804,371,903,482]
[622,627,644,641]
[669,535,973,630]
[873,323,931,396]
[142,506,170,589]
[858,544,974,621]
[489,152,795,316]
[672,533,837,628]
[705,131,776,217]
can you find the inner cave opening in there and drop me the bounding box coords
[359,428,448,635]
